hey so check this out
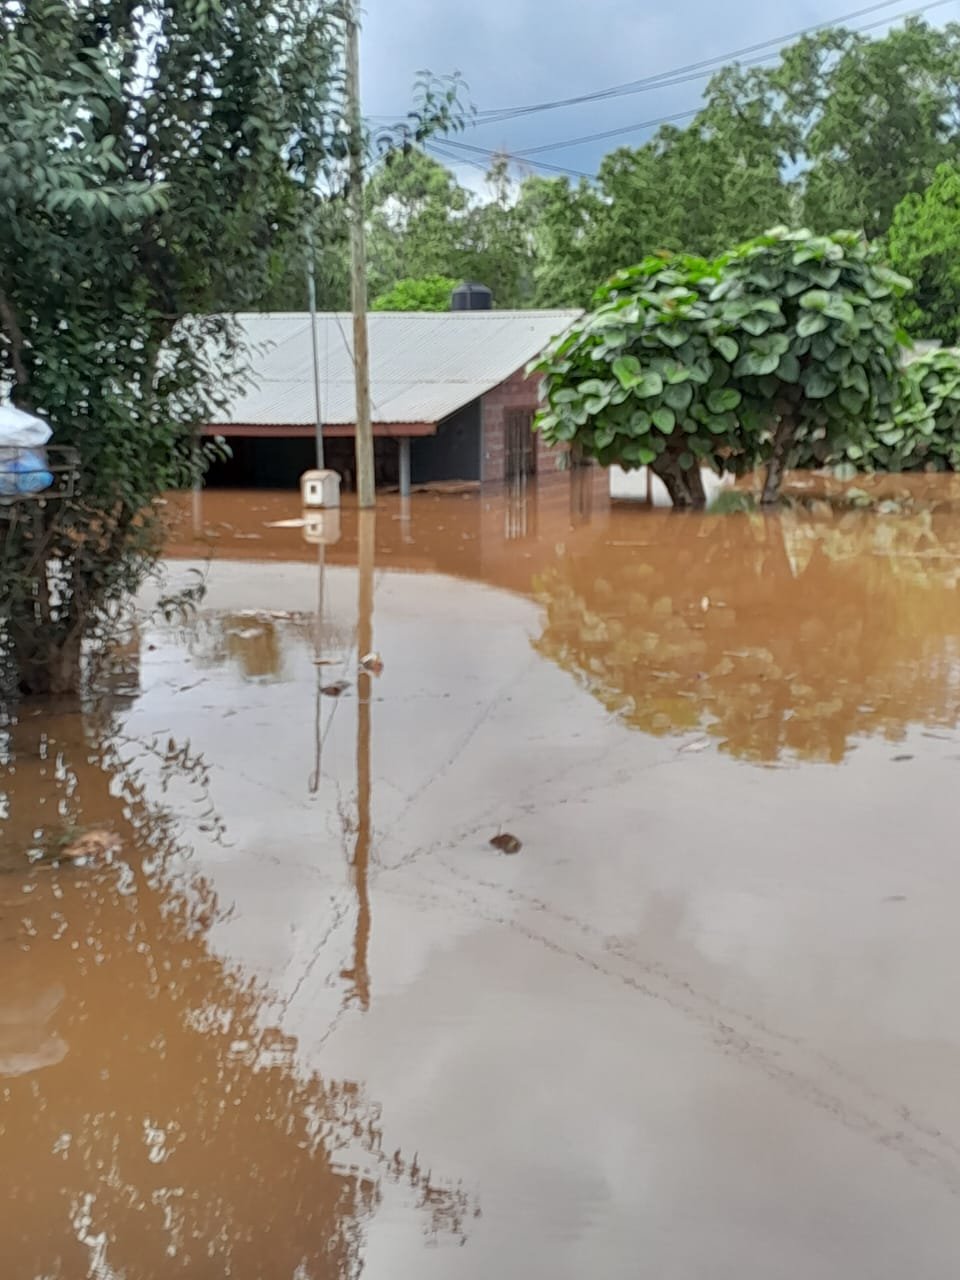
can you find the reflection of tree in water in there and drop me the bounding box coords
[0,702,474,1278]
[534,511,960,763]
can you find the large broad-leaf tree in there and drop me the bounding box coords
[534,229,909,506]
[532,256,745,508]
[713,228,908,501]
[0,0,459,695]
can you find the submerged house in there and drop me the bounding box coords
[203,309,579,490]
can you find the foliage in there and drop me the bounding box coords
[514,20,960,308]
[532,255,744,507]
[534,228,909,505]
[0,0,464,695]
[364,149,533,308]
[372,275,459,311]
[366,149,470,299]
[888,164,960,344]
[252,20,960,320]
[780,22,960,239]
[712,228,908,500]
[864,350,960,472]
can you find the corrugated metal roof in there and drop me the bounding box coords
[209,310,579,428]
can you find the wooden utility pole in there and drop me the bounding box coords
[305,226,324,469]
[346,0,374,508]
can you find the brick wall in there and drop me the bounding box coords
[480,368,564,483]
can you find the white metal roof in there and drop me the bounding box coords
[209,310,579,428]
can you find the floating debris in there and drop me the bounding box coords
[490,832,522,855]
[59,830,122,866]
[321,680,351,698]
[359,652,384,677]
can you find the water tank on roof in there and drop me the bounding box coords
[451,281,493,311]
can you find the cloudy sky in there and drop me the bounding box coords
[360,0,957,187]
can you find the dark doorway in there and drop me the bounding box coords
[411,403,481,485]
[504,409,537,481]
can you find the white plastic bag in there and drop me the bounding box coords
[0,405,54,496]
[0,404,52,447]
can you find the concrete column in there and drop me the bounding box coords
[398,437,411,498]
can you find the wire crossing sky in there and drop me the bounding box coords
[361,0,960,186]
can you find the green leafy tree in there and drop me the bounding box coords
[534,229,908,507]
[256,194,351,311]
[888,163,960,344]
[778,22,960,238]
[532,255,744,508]
[516,175,603,307]
[371,274,459,311]
[518,20,960,312]
[713,229,908,501]
[0,0,462,695]
[366,149,469,298]
[366,150,535,308]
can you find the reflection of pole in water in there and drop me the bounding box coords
[399,492,413,544]
[341,511,374,1009]
[191,482,203,537]
[309,542,326,795]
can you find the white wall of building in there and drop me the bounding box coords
[609,465,732,507]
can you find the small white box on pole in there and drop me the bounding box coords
[301,469,341,509]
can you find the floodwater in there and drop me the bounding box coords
[5,472,960,1277]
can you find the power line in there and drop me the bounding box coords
[426,138,596,180]
[463,0,956,160]
[514,109,700,158]
[472,0,942,124]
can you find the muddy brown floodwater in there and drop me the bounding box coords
[5,471,960,1278]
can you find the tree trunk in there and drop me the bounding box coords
[761,415,794,506]
[652,457,707,509]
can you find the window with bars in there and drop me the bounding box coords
[504,409,537,479]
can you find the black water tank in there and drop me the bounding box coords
[451,281,493,311]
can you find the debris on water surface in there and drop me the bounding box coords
[680,737,711,754]
[321,679,351,698]
[59,830,122,866]
[892,754,914,762]
[359,652,384,677]
[490,832,522,855]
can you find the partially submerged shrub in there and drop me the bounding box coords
[714,229,908,501]
[532,255,743,508]
[533,227,911,506]
[866,348,960,471]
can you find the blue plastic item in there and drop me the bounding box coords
[0,448,54,496]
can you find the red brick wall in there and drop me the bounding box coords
[481,368,564,483]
